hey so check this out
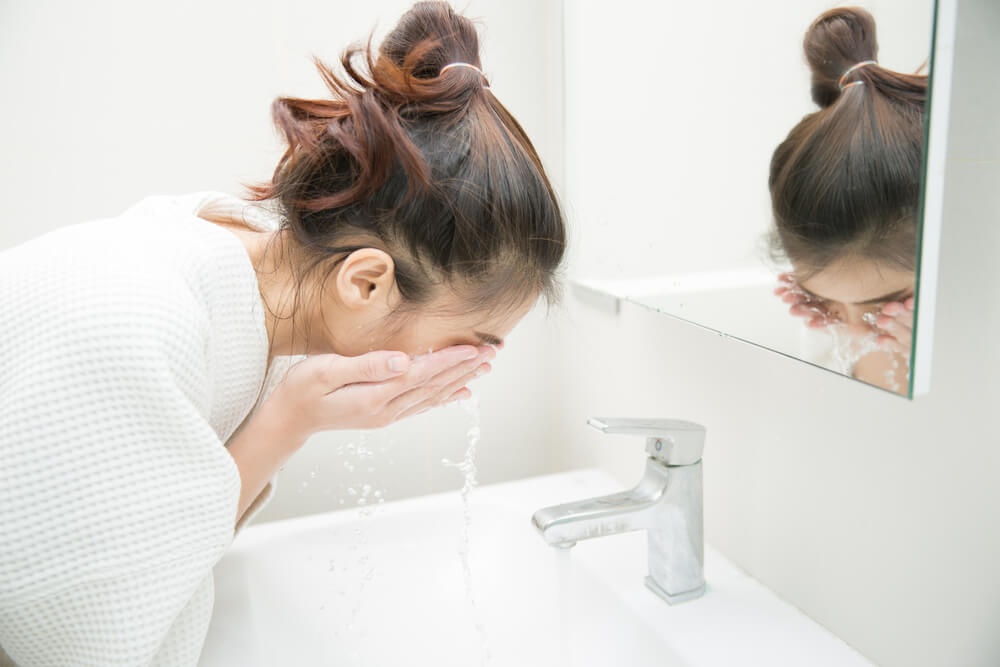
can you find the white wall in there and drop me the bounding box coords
[0,0,566,521]
[550,1,1000,666]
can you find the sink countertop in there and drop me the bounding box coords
[202,468,873,667]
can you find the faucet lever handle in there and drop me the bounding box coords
[587,417,705,465]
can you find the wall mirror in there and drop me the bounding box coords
[564,0,956,398]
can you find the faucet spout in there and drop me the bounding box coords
[532,461,670,548]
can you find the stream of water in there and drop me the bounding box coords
[441,393,492,665]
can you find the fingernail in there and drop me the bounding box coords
[462,350,478,361]
[388,355,409,372]
[475,366,489,378]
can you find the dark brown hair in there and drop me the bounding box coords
[205,1,565,349]
[768,6,927,279]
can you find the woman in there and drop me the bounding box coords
[769,6,926,395]
[0,2,564,664]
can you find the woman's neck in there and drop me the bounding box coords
[226,227,308,366]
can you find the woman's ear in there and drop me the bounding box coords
[335,248,398,312]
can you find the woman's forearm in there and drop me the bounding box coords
[225,405,308,525]
[853,349,909,395]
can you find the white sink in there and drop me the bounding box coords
[201,469,871,666]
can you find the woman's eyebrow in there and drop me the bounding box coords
[475,332,503,346]
[798,286,827,302]
[854,289,912,306]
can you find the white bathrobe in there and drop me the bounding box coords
[0,191,297,666]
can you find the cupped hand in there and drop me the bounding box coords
[774,272,836,328]
[260,345,495,440]
[874,297,915,355]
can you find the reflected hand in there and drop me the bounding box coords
[774,273,836,328]
[261,345,495,441]
[874,297,915,355]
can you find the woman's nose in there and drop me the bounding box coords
[824,302,847,324]
[842,306,878,333]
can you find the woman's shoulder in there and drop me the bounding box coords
[0,191,271,414]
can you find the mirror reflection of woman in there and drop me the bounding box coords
[769,6,927,395]
[0,2,565,664]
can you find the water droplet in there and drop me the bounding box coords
[347,487,357,496]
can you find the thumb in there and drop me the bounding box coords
[334,350,411,385]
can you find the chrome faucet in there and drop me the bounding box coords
[532,418,706,604]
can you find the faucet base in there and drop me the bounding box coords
[644,576,705,605]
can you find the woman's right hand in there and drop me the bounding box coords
[874,297,915,355]
[260,345,495,442]
[774,272,836,328]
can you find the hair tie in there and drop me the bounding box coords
[439,62,491,90]
[838,60,877,90]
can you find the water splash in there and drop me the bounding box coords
[332,431,385,665]
[824,323,910,392]
[441,393,492,665]
[825,323,880,374]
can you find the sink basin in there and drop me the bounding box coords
[201,469,871,666]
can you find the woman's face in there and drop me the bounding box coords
[314,277,536,358]
[288,247,538,359]
[794,257,915,336]
[351,295,535,358]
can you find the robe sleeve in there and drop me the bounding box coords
[228,353,307,535]
[0,268,243,666]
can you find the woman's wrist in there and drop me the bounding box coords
[255,399,312,455]
[227,402,311,525]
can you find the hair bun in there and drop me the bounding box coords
[804,6,879,107]
[380,1,483,83]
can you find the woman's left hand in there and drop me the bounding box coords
[874,297,915,355]
[774,272,835,328]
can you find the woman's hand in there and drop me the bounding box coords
[260,345,495,442]
[774,272,836,328]
[228,345,494,525]
[874,297,915,355]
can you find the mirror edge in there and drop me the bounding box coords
[911,0,959,397]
